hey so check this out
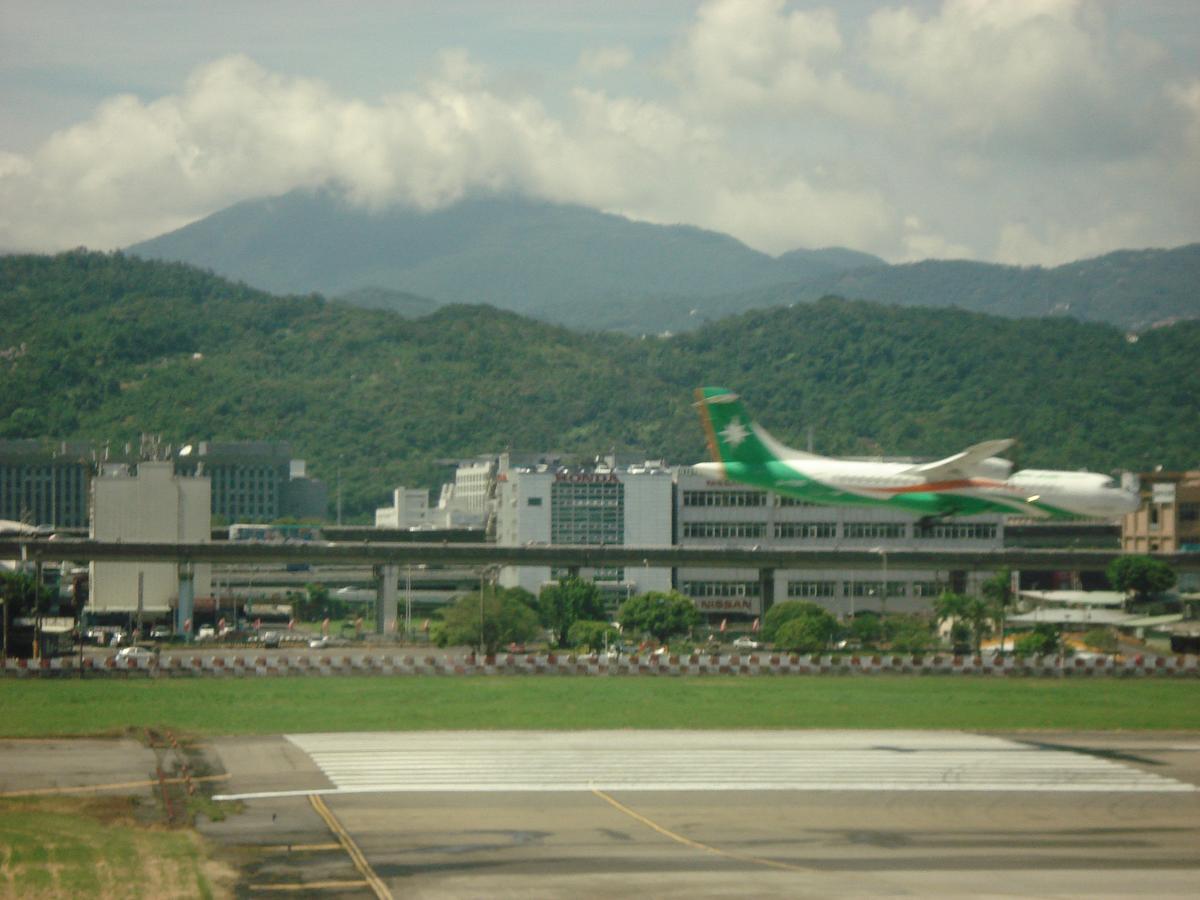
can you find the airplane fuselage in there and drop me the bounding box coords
[693,458,1139,520]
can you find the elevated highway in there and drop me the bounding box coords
[4,538,1198,573]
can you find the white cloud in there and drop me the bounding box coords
[668,0,892,122]
[0,51,901,258]
[0,2,1196,264]
[578,46,633,77]
[995,214,1149,266]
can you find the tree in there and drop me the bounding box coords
[1106,555,1176,605]
[1014,623,1061,657]
[538,575,606,647]
[981,568,1014,653]
[567,619,619,652]
[933,591,991,654]
[439,588,541,655]
[762,601,833,643]
[848,613,882,649]
[617,591,699,643]
[883,614,937,653]
[773,608,838,653]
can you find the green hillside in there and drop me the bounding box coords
[125,189,1199,335]
[3,251,1198,520]
[727,244,1200,332]
[128,190,876,331]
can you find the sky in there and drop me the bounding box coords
[2,0,1198,265]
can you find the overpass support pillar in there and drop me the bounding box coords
[759,567,775,617]
[176,564,194,637]
[376,564,399,635]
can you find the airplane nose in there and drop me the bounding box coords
[693,462,726,480]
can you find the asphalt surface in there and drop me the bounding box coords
[3,731,1198,898]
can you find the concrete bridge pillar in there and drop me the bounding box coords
[376,564,399,634]
[176,564,194,636]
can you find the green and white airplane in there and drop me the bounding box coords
[693,387,1140,521]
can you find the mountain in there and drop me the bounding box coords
[127,190,884,331]
[3,251,1198,519]
[715,244,1200,333]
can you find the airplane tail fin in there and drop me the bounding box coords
[694,387,819,466]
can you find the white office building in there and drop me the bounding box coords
[375,487,433,528]
[495,459,673,606]
[674,466,1004,620]
[90,461,212,616]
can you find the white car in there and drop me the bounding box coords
[196,625,216,640]
[116,645,157,659]
[732,636,761,650]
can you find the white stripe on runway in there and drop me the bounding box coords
[214,731,1196,800]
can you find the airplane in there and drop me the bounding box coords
[693,387,1141,521]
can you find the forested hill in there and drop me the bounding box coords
[714,243,1200,334]
[125,189,1199,334]
[3,251,1198,520]
[127,190,884,333]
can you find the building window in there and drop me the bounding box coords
[681,580,761,597]
[774,522,837,539]
[915,523,996,540]
[527,497,542,506]
[787,580,837,598]
[775,495,817,507]
[682,490,766,507]
[843,522,907,539]
[682,522,767,539]
[551,480,624,545]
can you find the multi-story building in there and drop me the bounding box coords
[675,466,1005,621]
[174,441,327,522]
[495,458,673,608]
[375,487,433,528]
[0,440,92,528]
[1122,470,1200,554]
[90,461,212,621]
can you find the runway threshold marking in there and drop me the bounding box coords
[592,788,811,874]
[308,793,393,900]
[0,772,230,798]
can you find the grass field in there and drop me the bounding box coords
[0,796,228,899]
[2,676,1199,737]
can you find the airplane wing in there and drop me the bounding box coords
[907,439,1015,481]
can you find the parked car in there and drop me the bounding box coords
[150,625,171,640]
[116,645,157,659]
[733,636,761,650]
[196,625,216,640]
[308,635,329,650]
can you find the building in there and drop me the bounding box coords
[173,441,327,523]
[376,459,495,530]
[90,461,212,624]
[375,487,433,528]
[495,458,673,608]
[1122,470,1200,554]
[674,466,1005,622]
[0,440,92,528]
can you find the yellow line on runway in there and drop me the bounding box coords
[592,788,812,874]
[309,793,393,900]
[0,772,229,798]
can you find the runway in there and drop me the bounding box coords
[201,730,1200,898]
[215,730,1196,799]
